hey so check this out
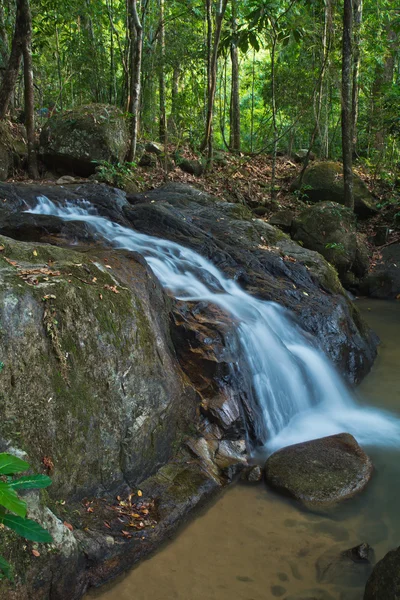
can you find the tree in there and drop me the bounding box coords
[342,0,354,210]
[201,0,228,165]
[229,0,240,152]
[127,0,143,161]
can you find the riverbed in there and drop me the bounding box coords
[88,299,400,600]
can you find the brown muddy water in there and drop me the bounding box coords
[88,299,400,600]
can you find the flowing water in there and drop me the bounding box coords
[28,197,400,449]
[26,198,400,599]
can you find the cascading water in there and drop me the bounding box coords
[27,196,400,451]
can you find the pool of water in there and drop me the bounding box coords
[88,299,400,600]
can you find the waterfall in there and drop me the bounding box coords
[27,196,400,451]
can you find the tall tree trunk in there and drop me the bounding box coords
[200,0,228,165]
[351,0,362,151]
[21,0,37,178]
[0,0,25,119]
[0,4,9,72]
[127,0,143,161]
[169,64,180,134]
[158,0,166,144]
[229,0,240,152]
[270,30,278,201]
[341,0,354,210]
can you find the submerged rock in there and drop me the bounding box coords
[39,104,129,176]
[290,162,377,218]
[364,546,400,600]
[264,433,373,507]
[316,542,373,587]
[241,465,263,482]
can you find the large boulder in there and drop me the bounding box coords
[264,433,373,507]
[364,546,400,599]
[39,104,129,176]
[359,243,400,299]
[290,162,377,218]
[292,201,369,286]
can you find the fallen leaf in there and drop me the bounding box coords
[32,549,40,557]
[105,265,112,270]
[33,249,38,256]
[137,490,142,497]
[63,521,73,532]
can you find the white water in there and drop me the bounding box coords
[27,196,400,450]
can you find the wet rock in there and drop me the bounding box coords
[124,182,378,383]
[39,104,129,176]
[359,243,400,299]
[290,162,377,218]
[264,433,373,507]
[56,175,77,185]
[178,158,204,177]
[292,202,369,285]
[0,121,27,180]
[241,465,263,482]
[316,543,373,586]
[364,546,400,600]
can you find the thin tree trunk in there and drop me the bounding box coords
[229,0,240,152]
[270,30,278,201]
[200,0,228,165]
[158,0,166,144]
[351,0,362,151]
[0,4,9,72]
[342,0,354,210]
[22,0,38,178]
[250,48,255,153]
[0,0,25,119]
[169,64,180,134]
[127,0,143,161]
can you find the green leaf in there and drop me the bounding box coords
[0,453,29,475]
[2,515,53,543]
[9,475,52,491]
[0,483,27,518]
[0,555,13,581]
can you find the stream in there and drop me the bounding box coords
[26,198,400,599]
[87,299,400,600]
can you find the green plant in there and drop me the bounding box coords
[325,242,345,253]
[94,160,137,188]
[293,184,313,202]
[0,453,52,581]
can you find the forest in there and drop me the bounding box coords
[0,1,400,600]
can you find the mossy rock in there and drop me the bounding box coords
[292,201,369,281]
[0,122,27,180]
[265,433,373,507]
[291,162,377,218]
[364,546,400,600]
[39,104,129,176]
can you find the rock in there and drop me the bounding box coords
[316,543,373,586]
[264,433,373,507]
[269,209,295,232]
[359,243,400,299]
[290,162,377,218]
[292,202,370,285]
[253,205,269,216]
[56,175,77,185]
[139,152,157,167]
[294,149,316,163]
[124,183,377,383]
[145,141,164,155]
[364,546,400,600]
[39,104,129,176]
[178,158,204,177]
[241,465,263,482]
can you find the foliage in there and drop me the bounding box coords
[0,453,52,581]
[94,160,137,188]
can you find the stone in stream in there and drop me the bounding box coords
[364,546,400,600]
[359,242,400,299]
[315,542,374,586]
[264,433,373,507]
[241,465,263,482]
